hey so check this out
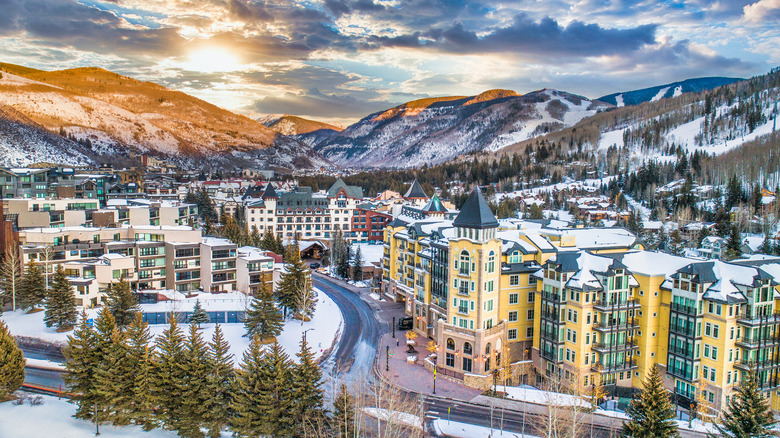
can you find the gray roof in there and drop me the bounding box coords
[453,186,498,229]
[422,193,446,213]
[404,178,428,199]
[328,178,363,199]
[261,183,279,199]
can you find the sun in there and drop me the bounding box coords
[183,47,241,73]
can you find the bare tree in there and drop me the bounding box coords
[1,244,22,312]
[295,275,317,324]
[533,367,587,438]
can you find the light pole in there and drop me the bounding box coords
[433,357,437,395]
[303,328,313,344]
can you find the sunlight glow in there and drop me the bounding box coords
[183,47,241,73]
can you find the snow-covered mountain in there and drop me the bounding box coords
[257,114,344,136]
[0,63,330,170]
[308,89,611,168]
[598,77,742,107]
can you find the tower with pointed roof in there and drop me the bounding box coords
[436,185,505,386]
[403,178,428,205]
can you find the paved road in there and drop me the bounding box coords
[313,273,383,387]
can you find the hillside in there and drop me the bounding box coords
[0,63,329,170]
[258,114,344,136]
[599,77,742,107]
[307,89,612,168]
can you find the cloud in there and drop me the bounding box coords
[250,88,389,119]
[743,0,780,22]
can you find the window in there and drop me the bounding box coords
[526,327,534,338]
[446,353,454,367]
[705,322,711,337]
[487,251,495,273]
[508,311,518,322]
[527,309,535,320]
[510,275,519,286]
[712,346,718,360]
[713,324,719,339]
[529,276,537,285]
[528,292,535,303]
[463,342,473,355]
[508,328,518,340]
[446,338,455,350]
[704,344,710,358]
[509,293,519,305]
[462,357,472,372]
[459,250,470,275]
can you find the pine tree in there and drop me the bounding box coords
[332,383,355,438]
[621,364,678,438]
[92,306,119,421]
[1,245,22,313]
[337,243,351,279]
[725,225,743,261]
[0,321,24,400]
[151,316,188,432]
[179,323,211,438]
[715,369,776,438]
[19,260,45,311]
[204,324,233,438]
[256,341,296,436]
[44,265,77,330]
[230,334,267,437]
[276,247,308,315]
[63,310,99,420]
[260,228,276,252]
[125,315,155,430]
[104,277,139,329]
[758,234,773,255]
[244,283,283,340]
[93,327,128,425]
[352,246,363,283]
[249,226,262,247]
[190,299,210,328]
[291,334,325,433]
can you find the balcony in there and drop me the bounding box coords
[736,335,780,349]
[591,340,637,353]
[593,299,640,312]
[670,302,700,316]
[667,344,694,357]
[591,359,637,373]
[737,313,780,327]
[593,320,639,332]
[734,359,780,372]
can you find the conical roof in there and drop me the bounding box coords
[422,193,446,213]
[453,186,498,229]
[404,178,427,199]
[261,183,279,199]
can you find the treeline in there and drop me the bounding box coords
[64,309,330,438]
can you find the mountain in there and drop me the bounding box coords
[598,77,743,107]
[0,63,329,170]
[258,114,344,136]
[308,89,611,168]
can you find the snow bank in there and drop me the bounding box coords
[433,419,538,438]
[498,385,589,408]
[362,408,423,430]
[25,358,66,371]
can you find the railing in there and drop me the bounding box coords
[593,299,640,311]
[670,302,700,316]
[737,313,780,326]
[667,344,694,356]
[736,335,780,348]
[593,320,639,331]
[735,359,780,371]
[592,359,637,373]
[591,340,637,352]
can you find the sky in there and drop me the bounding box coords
[0,0,777,124]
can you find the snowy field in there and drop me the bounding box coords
[498,385,589,408]
[0,395,200,438]
[353,242,384,267]
[433,419,538,438]
[1,288,342,364]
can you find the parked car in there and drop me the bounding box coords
[309,262,320,269]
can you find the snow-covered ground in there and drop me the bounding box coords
[498,385,589,408]
[1,289,342,364]
[0,395,190,438]
[352,242,384,267]
[432,419,538,438]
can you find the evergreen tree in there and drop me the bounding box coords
[621,364,679,438]
[0,321,24,399]
[337,243,351,280]
[230,334,267,437]
[190,299,210,328]
[256,342,296,436]
[352,246,363,283]
[725,225,743,261]
[151,316,188,432]
[63,311,98,420]
[291,335,325,433]
[0,245,22,312]
[332,383,355,438]
[244,283,283,340]
[696,226,711,248]
[19,260,45,311]
[93,327,128,425]
[249,226,262,247]
[626,210,644,237]
[715,368,776,438]
[104,277,139,329]
[758,235,773,255]
[260,228,276,252]
[204,324,233,438]
[92,307,119,421]
[276,247,308,315]
[44,265,77,330]
[179,323,211,438]
[125,315,155,430]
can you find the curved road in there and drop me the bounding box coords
[313,273,383,386]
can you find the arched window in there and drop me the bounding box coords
[463,342,473,355]
[484,343,492,371]
[487,251,495,273]
[459,250,470,275]
[446,338,455,350]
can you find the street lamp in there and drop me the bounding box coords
[432,357,437,395]
[303,328,313,344]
